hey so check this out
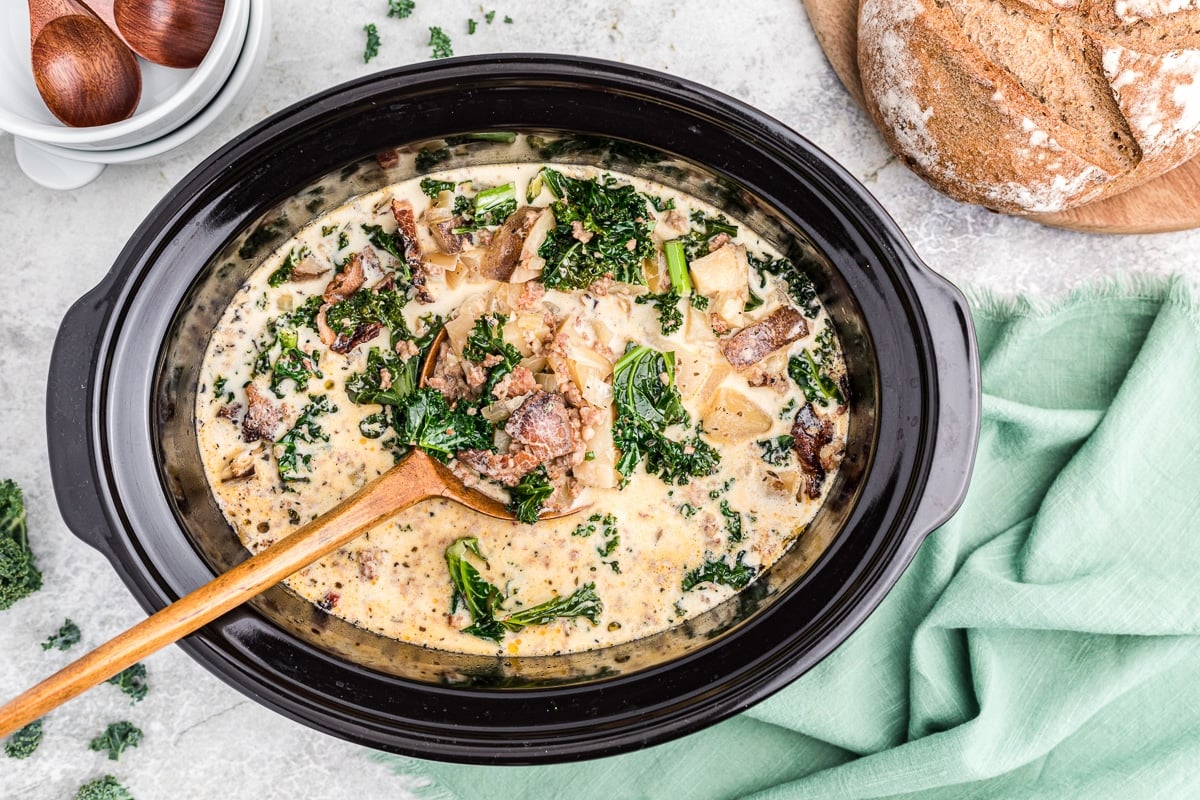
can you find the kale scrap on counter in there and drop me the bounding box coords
[75,776,135,800]
[88,721,144,761]
[445,538,602,643]
[42,618,82,651]
[4,719,43,759]
[0,479,41,610]
[106,663,149,704]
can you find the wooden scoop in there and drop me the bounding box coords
[82,0,226,69]
[0,329,578,738]
[28,0,142,127]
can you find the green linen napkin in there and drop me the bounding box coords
[374,276,1200,799]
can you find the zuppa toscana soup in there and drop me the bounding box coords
[196,163,849,657]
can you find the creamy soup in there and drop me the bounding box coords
[196,163,849,657]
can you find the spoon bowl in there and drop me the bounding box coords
[113,0,225,69]
[29,10,141,127]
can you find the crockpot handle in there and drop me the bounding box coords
[906,264,981,537]
[47,277,120,559]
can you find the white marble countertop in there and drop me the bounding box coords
[2,1,1199,798]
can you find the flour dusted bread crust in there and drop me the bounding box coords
[858,0,1200,213]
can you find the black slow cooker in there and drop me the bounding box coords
[47,55,979,764]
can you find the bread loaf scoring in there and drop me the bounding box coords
[858,0,1200,213]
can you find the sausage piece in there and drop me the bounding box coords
[721,306,809,369]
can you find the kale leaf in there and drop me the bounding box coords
[387,0,415,18]
[267,246,310,288]
[360,225,413,282]
[682,551,757,592]
[756,435,795,466]
[274,395,337,484]
[42,618,81,651]
[268,329,321,399]
[88,721,144,761]
[748,252,820,317]
[428,26,453,59]
[719,499,744,543]
[445,538,602,643]
[363,23,380,63]
[106,662,148,704]
[394,388,492,460]
[450,183,517,233]
[0,479,41,611]
[506,465,553,524]
[324,284,411,343]
[4,719,42,759]
[75,775,135,800]
[346,347,417,407]
[462,313,521,397]
[635,289,683,336]
[611,345,720,485]
[419,177,455,198]
[787,323,844,407]
[677,210,738,261]
[537,168,655,289]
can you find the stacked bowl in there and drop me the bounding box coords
[0,0,270,189]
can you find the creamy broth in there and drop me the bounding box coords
[196,164,849,657]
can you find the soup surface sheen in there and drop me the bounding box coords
[197,163,849,656]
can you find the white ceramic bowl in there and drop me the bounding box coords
[13,0,270,190]
[0,0,248,150]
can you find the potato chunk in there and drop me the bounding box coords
[700,387,773,444]
[689,244,750,296]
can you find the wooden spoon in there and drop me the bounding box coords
[89,0,227,69]
[28,0,142,127]
[0,330,580,738]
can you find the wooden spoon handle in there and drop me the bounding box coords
[0,451,446,738]
[28,0,99,41]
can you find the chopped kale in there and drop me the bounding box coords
[451,183,518,233]
[468,18,477,34]
[593,513,620,557]
[387,0,415,18]
[324,283,411,344]
[337,231,350,250]
[75,776,134,800]
[88,721,143,761]
[267,246,311,287]
[106,663,148,704]
[445,538,602,643]
[394,388,492,461]
[321,224,337,237]
[645,193,675,212]
[42,618,81,651]
[537,168,655,289]
[748,252,820,317]
[678,503,699,518]
[358,410,391,439]
[420,177,455,198]
[4,720,42,759]
[504,15,512,23]
[212,375,233,404]
[415,147,451,172]
[268,329,321,398]
[678,210,738,261]
[360,224,413,282]
[635,289,683,336]
[363,23,380,62]
[719,499,744,543]
[682,551,757,592]
[0,479,41,611]
[346,347,417,407]
[485,9,496,23]
[462,313,521,397]
[756,435,795,466]
[689,293,710,310]
[787,322,844,407]
[506,465,553,524]
[611,345,720,486]
[274,395,337,484]
[428,26,453,59]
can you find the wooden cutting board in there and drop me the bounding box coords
[802,0,1200,234]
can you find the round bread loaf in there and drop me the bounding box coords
[857,0,1200,213]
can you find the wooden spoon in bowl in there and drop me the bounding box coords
[0,329,582,738]
[28,0,141,127]
[94,0,226,69]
